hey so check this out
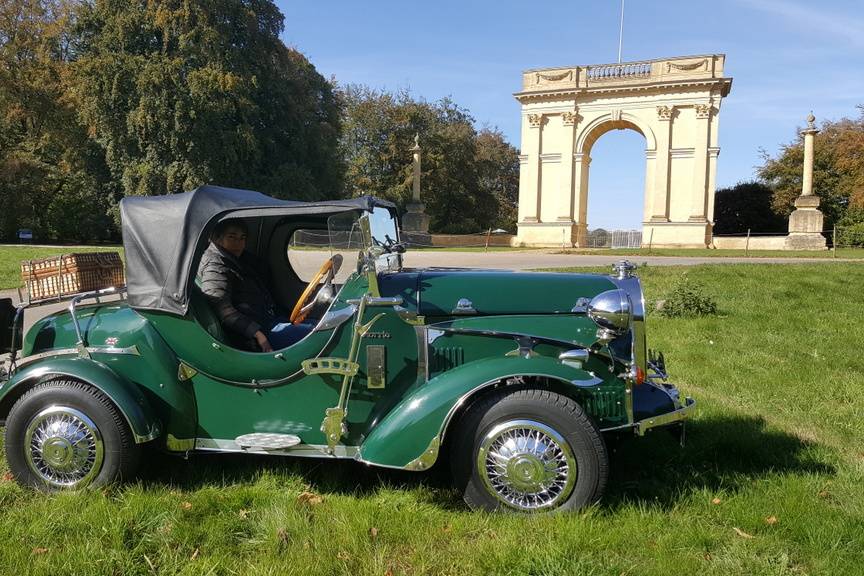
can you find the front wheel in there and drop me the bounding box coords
[451,388,608,512]
[4,379,140,490]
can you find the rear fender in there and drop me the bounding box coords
[0,357,160,443]
[358,355,602,470]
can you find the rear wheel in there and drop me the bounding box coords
[451,387,608,512]
[4,379,139,490]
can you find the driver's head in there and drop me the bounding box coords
[212,219,248,258]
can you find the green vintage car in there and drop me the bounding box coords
[0,186,693,512]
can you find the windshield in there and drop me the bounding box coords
[326,207,402,276]
[367,207,400,250]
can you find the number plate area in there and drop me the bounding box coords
[366,345,386,389]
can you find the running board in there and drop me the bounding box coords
[235,433,302,450]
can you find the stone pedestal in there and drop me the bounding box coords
[783,115,826,251]
[401,201,431,246]
[785,195,826,250]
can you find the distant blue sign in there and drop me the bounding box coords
[17,228,33,242]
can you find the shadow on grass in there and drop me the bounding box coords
[139,445,454,501]
[604,414,836,509]
[137,414,835,511]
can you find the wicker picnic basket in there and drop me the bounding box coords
[21,252,125,301]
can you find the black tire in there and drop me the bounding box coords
[4,379,140,491]
[450,387,608,513]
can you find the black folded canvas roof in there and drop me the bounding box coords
[120,185,393,315]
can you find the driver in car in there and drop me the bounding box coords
[197,219,311,351]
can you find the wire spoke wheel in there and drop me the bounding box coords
[476,419,577,511]
[24,406,105,488]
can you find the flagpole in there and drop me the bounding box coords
[617,0,625,64]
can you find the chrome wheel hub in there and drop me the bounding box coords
[24,406,104,488]
[477,419,576,511]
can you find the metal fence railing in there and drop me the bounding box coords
[586,229,643,249]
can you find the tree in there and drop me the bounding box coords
[758,107,864,229]
[0,0,114,242]
[475,128,519,232]
[713,181,787,235]
[340,86,519,233]
[70,0,343,202]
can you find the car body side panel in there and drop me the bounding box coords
[429,314,603,350]
[416,271,617,315]
[358,355,616,469]
[14,304,198,444]
[137,273,424,446]
[0,357,160,443]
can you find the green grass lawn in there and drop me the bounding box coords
[407,245,542,252]
[0,245,124,290]
[557,247,864,259]
[2,263,863,575]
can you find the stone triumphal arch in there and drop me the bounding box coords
[514,54,732,247]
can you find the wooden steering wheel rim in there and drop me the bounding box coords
[290,257,336,324]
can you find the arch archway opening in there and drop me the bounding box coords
[582,119,645,154]
[576,122,648,248]
[515,55,731,248]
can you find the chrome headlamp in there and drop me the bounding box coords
[587,289,632,336]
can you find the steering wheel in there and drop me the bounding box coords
[290,254,343,324]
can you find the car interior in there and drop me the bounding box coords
[189,212,359,351]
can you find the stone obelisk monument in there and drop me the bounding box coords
[785,113,827,250]
[401,134,431,245]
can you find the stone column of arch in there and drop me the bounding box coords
[513,55,733,248]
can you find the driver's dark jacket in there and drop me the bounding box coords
[196,242,279,340]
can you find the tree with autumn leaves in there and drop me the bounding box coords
[0,0,114,242]
[340,87,519,234]
[1,0,343,242]
[1,0,518,241]
[714,108,864,243]
[758,107,864,230]
[71,0,343,203]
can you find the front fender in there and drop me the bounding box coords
[0,358,160,443]
[358,355,603,470]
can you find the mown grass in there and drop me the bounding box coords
[0,245,124,290]
[557,247,864,259]
[2,263,863,575]
[407,246,543,252]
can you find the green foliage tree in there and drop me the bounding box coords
[340,87,519,234]
[0,0,114,242]
[475,128,519,232]
[836,206,864,247]
[70,0,343,202]
[758,107,864,229]
[712,181,787,235]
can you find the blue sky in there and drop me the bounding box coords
[279,0,864,230]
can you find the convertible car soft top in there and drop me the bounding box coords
[120,185,395,315]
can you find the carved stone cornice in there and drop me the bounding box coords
[527,113,546,128]
[513,77,733,103]
[695,104,712,119]
[656,105,674,121]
